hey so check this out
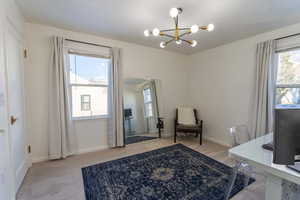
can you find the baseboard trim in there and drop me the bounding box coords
[78,146,109,154]
[15,156,30,191]
[204,136,231,147]
[32,146,109,163]
[31,156,49,163]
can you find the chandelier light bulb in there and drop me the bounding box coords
[207,24,215,32]
[144,30,150,37]
[169,8,179,18]
[190,25,199,34]
[152,28,160,36]
[176,40,182,45]
[160,42,166,48]
[191,40,197,47]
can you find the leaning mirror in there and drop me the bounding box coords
[123,78,163,145]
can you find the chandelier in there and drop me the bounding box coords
[144,8,214,48]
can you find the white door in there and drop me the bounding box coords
[0,27,14,200]
[5,23,29,192]
[0,96,14,200]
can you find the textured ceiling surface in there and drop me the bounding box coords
[16,0,300,54]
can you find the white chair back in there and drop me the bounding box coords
[177,107,196,125]
[229,125,251,147]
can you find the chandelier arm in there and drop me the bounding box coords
[165,38,175,45]
[160,29,177,32]
[178,27,191,31]
[162,34,176,39]
[200,26,208,30]
[179,31,191,38]
[180,38,192,45]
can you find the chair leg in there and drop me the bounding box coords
[225,161,240,200]
[200,121,203,145]
[174,129,177,143]
[199,129,203,145]
[199,131,202,145]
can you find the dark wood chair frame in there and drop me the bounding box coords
[174,108,203,145]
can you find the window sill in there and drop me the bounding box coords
[72,115,108,121]
[276,104,300,109]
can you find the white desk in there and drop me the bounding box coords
[229,133,300,200]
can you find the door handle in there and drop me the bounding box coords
[10,116,17,125]
[0,129,4,136]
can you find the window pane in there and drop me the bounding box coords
[82,103,90,111]
[145,103,153,117]
[81,95,91,111]
[69,54,109,85]
[72,86,108,118]
[143,88,152,103]
[81,95,90,103]
[276,88,300,105]
[277,50,300,85]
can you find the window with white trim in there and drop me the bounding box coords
[68,53,110,119]
[143,87,153,117]
[276,49,300,107]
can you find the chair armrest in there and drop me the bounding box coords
[197,120,203,127]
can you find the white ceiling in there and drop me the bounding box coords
[16,0,300,54]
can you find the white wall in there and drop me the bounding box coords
[24,23,190,162]
[25,19,300,161]
[188,22,300,146]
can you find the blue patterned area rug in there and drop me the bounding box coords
[125,136,157,145]
[82,144,254,200]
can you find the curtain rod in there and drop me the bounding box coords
[275,33,300,41]
[65,38,112,49]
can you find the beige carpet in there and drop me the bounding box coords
[17,136,265,200]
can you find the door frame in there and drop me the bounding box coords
[0,17,15,200]
[3,16,31,194]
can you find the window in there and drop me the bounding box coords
[81,95,91,111]
[143,88,153,117]
[276,49,300,107]
[68,53,110,119]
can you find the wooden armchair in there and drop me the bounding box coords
[174,107,203,145]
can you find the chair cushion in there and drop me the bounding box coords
[177,124,200,131]
[178,107,196,125]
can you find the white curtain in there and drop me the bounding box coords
[251,40,277,138]
[107,47,124,147]
[48,36,77,159]
[150,80,159,124]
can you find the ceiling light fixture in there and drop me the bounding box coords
[152,28,160,36]
[160,42,166,48]
[144,8,214,48]
[176,40,182,45]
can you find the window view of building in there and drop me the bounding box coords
[69,53,110,118]
[81,95,91,111]
[276,49,300,106]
